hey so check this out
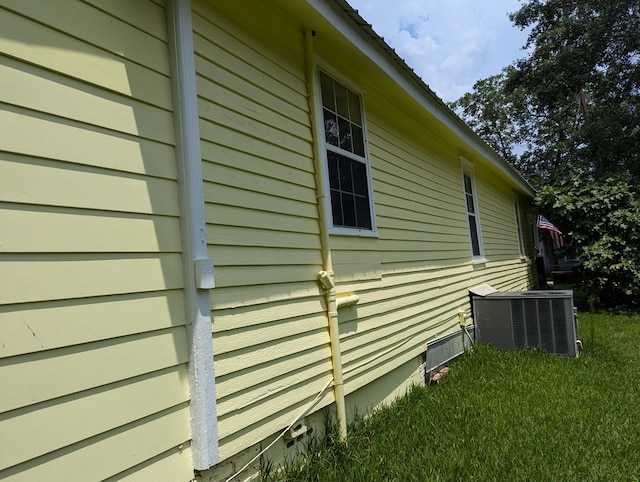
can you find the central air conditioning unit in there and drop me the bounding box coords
[471,289,580,357]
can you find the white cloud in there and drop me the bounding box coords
[394,30,438,56]
[348,0,529,102]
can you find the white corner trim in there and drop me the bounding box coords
[166,0,219,470]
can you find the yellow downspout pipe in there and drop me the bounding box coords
[304,28,348,441]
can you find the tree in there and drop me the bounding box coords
[513,0,640,309]
[451,0,640,187]
[537,175,640,309]
[449,66,577,187]
[508,0,640,180]
[451,0,640,309]
[450,70,521,165]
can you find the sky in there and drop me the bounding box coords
[347,0,531,103]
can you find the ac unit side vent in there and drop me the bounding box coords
[511,300,526,347]
[537,300,554,353]
[472,290,579,357]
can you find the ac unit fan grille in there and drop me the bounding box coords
[473,290,578,357]
[509,298,571,354]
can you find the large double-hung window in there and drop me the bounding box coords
[319,70,375,234]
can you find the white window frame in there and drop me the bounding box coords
[514,198,527,259]
[460,158,485,263]
[315,61,377,237]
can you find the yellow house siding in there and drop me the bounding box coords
[1,0,170,75]
[474,171,523,261]
[0,207,181,254]
[322,87,533,396]
[1,364,188,471]
[1,405,192,482]
[189,0,534,467]
[0,291,185,359]
[191,0,333,461]
[0,7,171,110]
[1,1,193,480]
[370,120,472,267]
[1,0,538,478]
[0,57,174,145]
[1,154,178,215]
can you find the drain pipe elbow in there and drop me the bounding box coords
[318,270,335,290]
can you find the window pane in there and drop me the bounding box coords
[334,81,349,118]
[320,72,373,232]
[341,192,356,226]
[466,193,475,214]
[338,116,352,152]
[347,90,362,125]
[338,155,353,191]
[464,174,473,195]
[328,151,339,189]
[352,124,365,156]
[320,71,335,111]
[355,195,372,229]
[469,215,481,256]
[324,109,339,147]
[331,189,343,226]
[327,153,373,230]
[351,160,368,195]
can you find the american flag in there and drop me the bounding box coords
[538,215,564,247]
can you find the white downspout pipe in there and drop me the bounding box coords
[304,29,348,441]
[166,0,219,469]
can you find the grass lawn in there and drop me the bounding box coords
[271,312,640,481]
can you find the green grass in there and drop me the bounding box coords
[271,312,640,481]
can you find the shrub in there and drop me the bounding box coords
[537,175,640,309]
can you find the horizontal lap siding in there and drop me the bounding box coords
[335,99,533,395]
[474,171,534,290]
[191,0,331,461]
[475,173,521,260]
[0,1,193,480]
[371,120,471,267]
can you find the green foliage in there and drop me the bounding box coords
[508,0,640,181]
[450,0,640,187]
[452,0,640,307]
[271,313,640,481]
[537,175,640,309]
[449,69,526,166]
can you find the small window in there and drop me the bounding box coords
[319,70,375,233]
[460,160,484,261]
[514,201,526,258]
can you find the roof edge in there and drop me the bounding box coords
[322,0,535,197]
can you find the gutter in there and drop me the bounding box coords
[304,29,349,441]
